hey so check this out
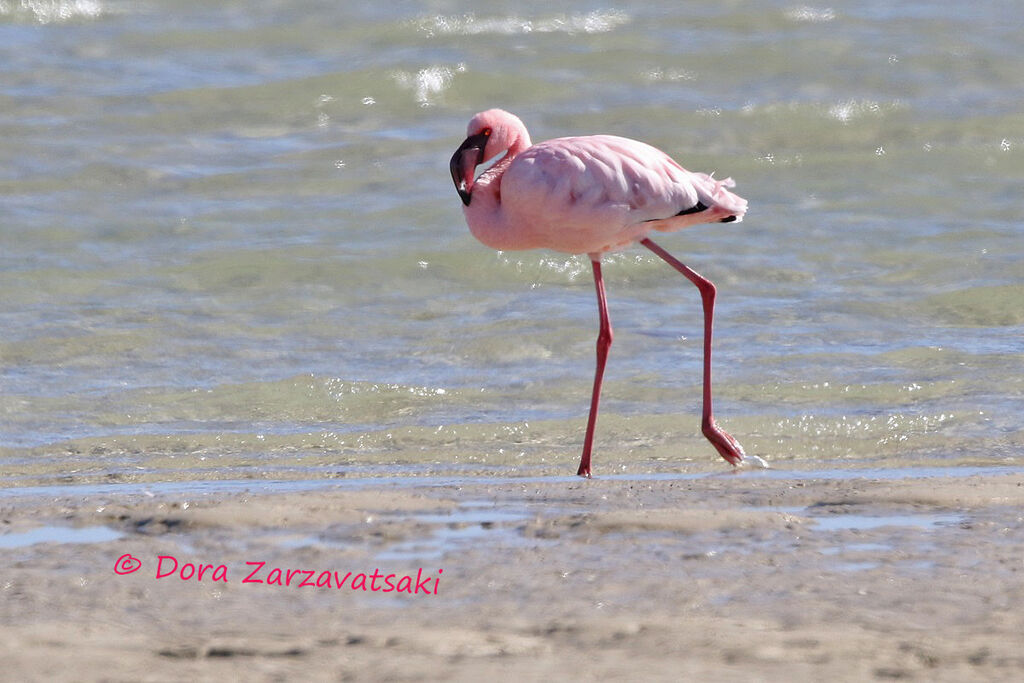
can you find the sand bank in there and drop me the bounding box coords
[2,467,1023,681]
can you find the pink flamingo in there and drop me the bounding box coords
[450,109,748,477]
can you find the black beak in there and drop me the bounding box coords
[449,130,490,206]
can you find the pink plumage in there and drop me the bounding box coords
[450,109,748,476]
[451,109,746,255]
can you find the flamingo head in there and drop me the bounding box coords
[449,126,491,206]
[450,109,529,206]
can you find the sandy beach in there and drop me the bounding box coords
[3,467,1023,681]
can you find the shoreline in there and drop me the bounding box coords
[4,461,1023,499]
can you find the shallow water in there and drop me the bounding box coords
[0,524,123,548]
[1,1,1021,488]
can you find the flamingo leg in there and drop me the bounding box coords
[640,238,745,466]
[577,257,613,478]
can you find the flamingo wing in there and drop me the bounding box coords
[500,135,743,254]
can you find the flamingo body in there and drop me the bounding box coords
[450,109,748,476]
[452,110,746,256]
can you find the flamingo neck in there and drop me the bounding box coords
[464,132,532,250]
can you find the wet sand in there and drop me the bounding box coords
[2,468,1024,681]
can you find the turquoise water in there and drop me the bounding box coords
[1,1,1021,487]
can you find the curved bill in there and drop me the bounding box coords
[449,130,490,206]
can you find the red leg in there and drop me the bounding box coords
[640,238,745,466]
[577,257,613,478]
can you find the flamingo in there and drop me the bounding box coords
[449,108,748,477]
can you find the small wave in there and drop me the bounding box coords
[641,68,697,83]
[784,6,836,23]
[0,0,104,23]
[496,252,590,284]
[740,99,907,124]
[414,10,630,37]
[390,63,466,107]
[828,98,906,124]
